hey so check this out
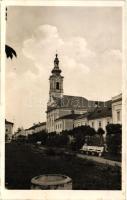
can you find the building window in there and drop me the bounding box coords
[107,121,110,125]
[56,82,59,90]
[117,111,120,122]
[92,122,94,128]
[6,128,8,132]
[99,121,101,127]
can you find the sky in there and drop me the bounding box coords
[6,6,122,130]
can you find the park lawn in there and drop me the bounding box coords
[103,152,121,162]
[5,143,121,190]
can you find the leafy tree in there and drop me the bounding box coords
[28,130,47,144]
[68,125,97,150]
[17,128,21,132]
[106,124,121,135]
[17,135,26,142]
[97,127,105,135]
[97,128,105,146]
[106,124,122,155]
[45,132,69,147]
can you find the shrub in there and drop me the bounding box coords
[106,124,122,155]
[45,148,56,156]
[27,130,48,144]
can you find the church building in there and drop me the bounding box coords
[46,54,110,133]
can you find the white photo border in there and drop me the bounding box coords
[0,1,126,200]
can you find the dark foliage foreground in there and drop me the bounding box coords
[5,143,121,190]
[5,45,17,59]
[106,124,122,155]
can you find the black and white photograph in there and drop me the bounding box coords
[2,1,125,198]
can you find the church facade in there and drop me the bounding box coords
[46,54,113,133]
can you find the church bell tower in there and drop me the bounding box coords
[49,54,64,100]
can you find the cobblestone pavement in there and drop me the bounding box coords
[76,153,121,167]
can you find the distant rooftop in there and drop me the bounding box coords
[26,122,46,130]
[5,119,14,125]
[112,93,122,102]
[74,106,112,121]
[88,107,112,120]
[55,114,80,121]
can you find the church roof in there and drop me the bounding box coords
[87,107,112,120]
[47,95,112,112]
[55,113,80,121]
[53,95,88,109]
[75,112,90,120]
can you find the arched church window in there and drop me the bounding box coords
[56,82,59,90]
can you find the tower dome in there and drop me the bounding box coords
[49,54,64,100]
[51,54,62,74]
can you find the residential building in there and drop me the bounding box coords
[74,96,121,137]
[14,128,27,139]
[55,113,80,134]
[25,122,46,136]
[15,122,46,138]
[74,113,89,127]
[34,122,46,133]
[88,107,112,137]
[112,93,122,124]
[5,119,14,142]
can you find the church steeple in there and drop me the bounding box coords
[54,54,59,66]
[51,54,61,75]
[49,54,64,100]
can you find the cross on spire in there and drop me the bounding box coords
[54,53,59,67]
[51,53,61,74]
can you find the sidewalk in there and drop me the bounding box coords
[76,153,121,167]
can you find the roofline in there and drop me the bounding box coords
[88,114,112,120]
[55,118,73,121]
[55,114,80,121]
[112,97,122,103]
[63,94,88,100]
[75,115,89,120]
[26,122,46,130]
[5,119,14,125]
[74,112,112,120]
[46,107,87,113]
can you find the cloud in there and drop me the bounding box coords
[34,25,60,40]
[22,24,95,75]
[106,49,122,60]
[6,24,122,129]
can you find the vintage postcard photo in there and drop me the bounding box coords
[0,0,126,200]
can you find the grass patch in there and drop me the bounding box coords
[5,143,121,190]
[103,152,121,162]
